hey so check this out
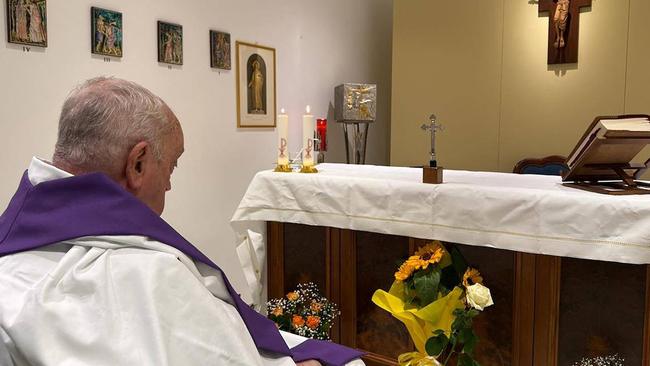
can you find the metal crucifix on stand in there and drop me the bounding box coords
[420,113,444,184]
[538,0,592,64]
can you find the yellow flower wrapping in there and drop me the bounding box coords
[371,284,465,355]
[397,352,442,366]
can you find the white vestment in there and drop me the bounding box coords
[0,158,363,366]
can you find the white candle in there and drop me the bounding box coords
[277,108,289,166]
[302,105,315,166]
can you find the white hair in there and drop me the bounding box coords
[53,77,176,175]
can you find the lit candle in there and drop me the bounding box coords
[277,108,289,166]
[302,105,315,166]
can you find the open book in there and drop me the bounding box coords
[562,114,650,194]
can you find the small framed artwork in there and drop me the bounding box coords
[157,21,182,65]
[209,30,231,70]
[6,0,47,47]
[91,7,123,57]
[236,41,276,128]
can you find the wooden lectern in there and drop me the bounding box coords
[562,114,650,194]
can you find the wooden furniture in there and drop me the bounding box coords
[512,155,568,176]
[562,114,650,194]
[267,222,650,366]
[233,164,650,365]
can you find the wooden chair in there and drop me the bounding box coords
[513,155,568,176]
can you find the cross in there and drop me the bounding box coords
[420,114,443,168]
[539,0,592,64]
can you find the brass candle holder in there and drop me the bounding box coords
[274,164,292,173]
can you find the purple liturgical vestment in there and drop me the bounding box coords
[0,171,364,366]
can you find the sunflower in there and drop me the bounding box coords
[409,243,444,270]
[394,261,415,281]
[463,268,483,287]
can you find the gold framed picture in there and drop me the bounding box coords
[236,41,276,128]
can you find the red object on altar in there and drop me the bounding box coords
[317,119,327,151]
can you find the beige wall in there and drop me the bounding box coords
[392,0,649,173]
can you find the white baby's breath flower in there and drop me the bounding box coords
[465,283,494,311]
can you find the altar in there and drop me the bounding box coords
[232,164,650,366]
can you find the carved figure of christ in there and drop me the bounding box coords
[538,0,591,64]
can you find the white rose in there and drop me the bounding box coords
[465,283,494,311]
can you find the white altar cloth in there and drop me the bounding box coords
[232,163,650,299]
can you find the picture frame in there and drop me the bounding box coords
[157,21,182,65]
[236,41,276,128]
[91,7,122,57]
[6,0,47,47]
[210,30,231,70]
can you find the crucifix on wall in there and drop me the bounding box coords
[538,0,592,64]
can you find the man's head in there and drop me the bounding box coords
[53,77,184,215]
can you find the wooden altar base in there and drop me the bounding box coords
[267,222,650,366]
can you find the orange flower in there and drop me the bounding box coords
[287,292,299,301]
[463,268,483,287]
[394,261,415,281]
[292,315,305,328]
[271,307,283,316]
[310,302,322,313]
[410,243,444,270]
[306,315,321,329]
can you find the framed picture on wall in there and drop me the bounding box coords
[210,30,231,70]
[91,7,123,57]
[6,0,47,47]
[236,41,276,128]
[157,21,182,65]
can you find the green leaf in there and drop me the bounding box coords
[440,266,460,292]
[425,334,448,357]
[461,329,478,355]
[414,267,441,305]
[457,353,475,366]
[449,245,468,277]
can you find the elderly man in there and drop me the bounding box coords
[0,77,363,366]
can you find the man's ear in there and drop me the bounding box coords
[125,141,149,191]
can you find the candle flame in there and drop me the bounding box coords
[306,105,311,114]
[281,108,285,114]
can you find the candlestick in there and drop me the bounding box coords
[300,105,318,173]
[274,108,292,172]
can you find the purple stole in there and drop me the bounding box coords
[0,171,363,366]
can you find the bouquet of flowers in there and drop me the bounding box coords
[266,282,340,340]
[572,355,625,366]
[372,241,494,366]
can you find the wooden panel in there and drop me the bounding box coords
[283,223,327,293]
[328,228,341,343]
[267,222,284,300]
[557,258,646,366]
[355,231,413,361]
[513,252,536,366]
[644,265,650,366]
[339,229,357,348]
[453,243,515,366]
[533,255,561,366]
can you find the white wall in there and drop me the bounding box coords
[0,0,393,298]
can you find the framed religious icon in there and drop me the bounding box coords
[157,21,183,65]
[210,30,231,70]
[6,0,47,47]
[236,41,276,128]
[91,7,123,57]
